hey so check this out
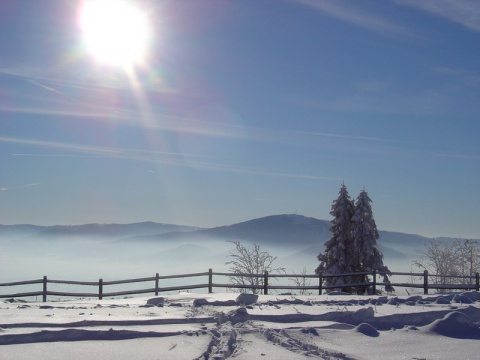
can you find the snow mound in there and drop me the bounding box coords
[192,298,236,307]
[452,294,473,304]
[216,307,250,325]
[301,327,319,336]
[192,298,209,307]
[353,323,379,337]
[352,306,374,322]
[0,328,184,345]
[434,297,450,304]
[236,293,258,305]
[406,295,423,303]
[463,291,480,302]
[146,297,164,307]
[327,291,351,296]
[421,311,480,338]
[387,297,399,305]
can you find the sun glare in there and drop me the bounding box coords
[79,0,151,67]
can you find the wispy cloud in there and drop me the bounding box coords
[0,67,140,121]
[0,136,338,182]
[0,105,125,120]
[0,68,252,141]
[0,136,122,157]
[294,131,398,143]
[27,79,64,95]
[394,0,480,32]
[294,0,414,37]
[185,159,341,181]
[11,153,103,158]
[434,66,467,75]
[288,83,458,115]
[0,136,209,164]
[0,182,42,192]
[0,66,128,91]
[435,153,480,160]
[433,66,480,88]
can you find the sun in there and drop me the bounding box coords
[79,0,151,67]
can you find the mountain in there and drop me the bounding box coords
[2,214,468,277]
[1,214,437,250]
[0,224,46,239]
[0,222,201,239]
[0,214,455,262]
[127,214,432,254]
[195,214,331,246]
[126,214,332,246]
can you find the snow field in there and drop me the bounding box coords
[1,291,480,359]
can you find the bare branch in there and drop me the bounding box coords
[225,240,285,294]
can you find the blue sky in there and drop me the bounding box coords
[1,0,479,238]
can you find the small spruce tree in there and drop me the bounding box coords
[316,183,356,292]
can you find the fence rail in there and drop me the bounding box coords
[1,269,479,302]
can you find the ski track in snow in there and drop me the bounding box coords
[1,292,480,359]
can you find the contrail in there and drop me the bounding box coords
[27,79,62,94]
[0,182,42,192]
[294,131,398,143]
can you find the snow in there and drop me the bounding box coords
[1,291,480,359]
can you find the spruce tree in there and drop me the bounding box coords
[352,189,391,292]
[316,183,355,291]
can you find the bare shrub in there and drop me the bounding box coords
[289,267,312,295]
[413,239,479,290]
[225,241,285,294]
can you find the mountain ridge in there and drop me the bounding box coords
[0,214,458,242]
[1,214,469,275]
[0,222,202,239]
[0,214,451,252]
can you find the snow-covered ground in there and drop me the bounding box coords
[1,291,480,359]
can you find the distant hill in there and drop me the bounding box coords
[2,214,470,275]
[128,214,433,255]
[0,222,201,239]
[0,224,46,239]
[0,214,456,260]
[195,214,331,246]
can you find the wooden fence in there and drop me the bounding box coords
[1,269,479,302]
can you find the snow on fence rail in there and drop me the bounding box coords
[0,269,479,302]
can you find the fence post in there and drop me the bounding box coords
[476,273,479,292]
[99,279,103,300]
[42,276,47,302]
[155,273,159,296]
[318,272,323,295]
[208,268,213,294]
[423,270,429,295]
[372,270,377,295]
[263,271,269,295]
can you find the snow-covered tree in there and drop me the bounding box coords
[316,184,356,291]
[317,185,391,294]
[455,239,480,285]
[413,240,459,290]
[414,238,479,289]
[352,189,391,292]
[225,241,285,294]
